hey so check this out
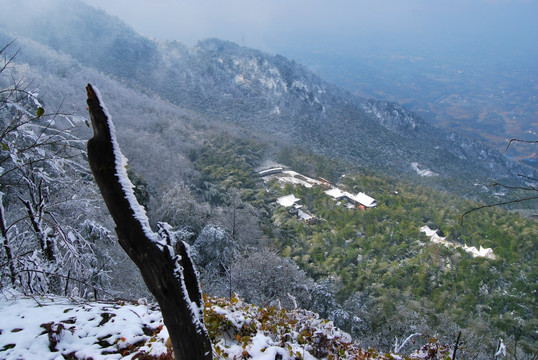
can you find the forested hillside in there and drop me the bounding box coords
[0,0,534,201]
[0,1,536,359]
[188,135,537,357]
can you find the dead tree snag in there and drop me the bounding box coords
[86,84,212,359]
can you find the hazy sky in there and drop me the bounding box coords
[82,0,538,60]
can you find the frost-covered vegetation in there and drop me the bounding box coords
[0,4,536,358]
[0,291,465,360]
[189,135,537,358]
[0,43,118,299]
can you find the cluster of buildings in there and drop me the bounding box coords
[260,167,377,224]
[420,225,496,260]
[260,167,496,260]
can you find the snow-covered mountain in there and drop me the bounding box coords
[0,0,534,198]
[0,2,535,358]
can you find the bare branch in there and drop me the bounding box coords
[452,331,462,360]
[460,195,538,225]
[489,181,537,192]
[0,40,20,75]
[506,138,538,150]
[17,268,116,298]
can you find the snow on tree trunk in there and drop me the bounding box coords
[0,193,15,285]
[85,84,212,360]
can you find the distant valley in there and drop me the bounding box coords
[284,48,537,167]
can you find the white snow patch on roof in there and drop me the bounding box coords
[325,188,377,207]
[265,170,322,188]
[325,187,345,199]
[463,244,496,259]
[420,225,496,260]
[354,192,377,207]
[277,194,300,207]
[297,209,313,221]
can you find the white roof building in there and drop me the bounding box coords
[420,225,496,260]
[420,225,449,245]
[352,192,378,208]
[325,188,346,199]
[277,194,300,207]
[259,167,284,177]
[463,245,496,260]
[325,188,378,208]
[297,209,314,222]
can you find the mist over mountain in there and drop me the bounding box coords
[1,2,537,358]
[0,0,534,197]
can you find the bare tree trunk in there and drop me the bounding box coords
[20,188,61,294]
[0,194,15,285]
[85,84,212,360]
[452,330,461,360]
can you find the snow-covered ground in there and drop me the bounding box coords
[0,291,169,360]
[0,291,456,359]
[0,291,356,360]
[411,162,439,177]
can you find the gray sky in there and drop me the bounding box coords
[82,0,538,60]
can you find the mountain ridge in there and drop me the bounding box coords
[0,0,534,198]
[0,4,536,357]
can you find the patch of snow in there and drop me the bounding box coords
[0,292,168,360]
[235,74,245,84]
[420,226,453,248]
[297,209,313,221]
[325,187,345,199]
[270,105,280,115]
[208,295,353,360]
[265,170,322,188]
[291,80,308,92]
[411,162,439,177]
[495,339,506,357]
[259,76,279,90]
[325,188,377,208]
[175,251,208,336]
[462,244,496,260]
[355,192,377,208]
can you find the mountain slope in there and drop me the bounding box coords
[1,0,534,198]
[0,6,536,358]
[139,38,532,189]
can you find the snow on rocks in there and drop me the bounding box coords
[411,162,439,177]
[206,295,357,359]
